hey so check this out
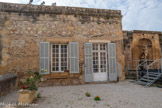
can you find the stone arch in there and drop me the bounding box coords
[131,38,153,69]
[136,38,153,61]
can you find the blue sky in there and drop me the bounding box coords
[0,0,162,31]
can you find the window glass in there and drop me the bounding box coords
[52,44,68,72]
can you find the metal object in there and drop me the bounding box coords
[136,60,147,79]
[137,58,162,87]
[127,60,153,79]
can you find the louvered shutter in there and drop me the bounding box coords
[39,42,50,74]
[84,43,93,82]
[108,43,117,81]
[69,42,79,73]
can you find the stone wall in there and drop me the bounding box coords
[123,31,133,74]
[0,33,2,65]
[0,2,124,85]
[132,30,161,62]
[123,30,162,76]
[159,33,162,56]
[0,73,17,96]
[0,16,2,68]
[0,2,121,17]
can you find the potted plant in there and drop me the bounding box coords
[18,69,46,104]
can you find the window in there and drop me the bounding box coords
[51,44,68,72]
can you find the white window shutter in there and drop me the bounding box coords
[108,43,117,81]
[84,43,93,82]
[69,42,79,73]
[39,42,50,74]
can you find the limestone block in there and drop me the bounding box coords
[18,90,36,104]
[5,21,10,27]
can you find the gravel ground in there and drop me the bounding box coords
[0,80,162,108]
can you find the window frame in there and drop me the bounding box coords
[51,44,68,73]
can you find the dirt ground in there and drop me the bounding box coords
[0,80,162,108]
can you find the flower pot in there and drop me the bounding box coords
[18,89,36,104]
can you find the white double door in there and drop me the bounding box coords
[93,44,108,81]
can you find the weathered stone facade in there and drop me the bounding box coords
[123,30,162,75]
[1,2,161,85]
[0,2,125,85]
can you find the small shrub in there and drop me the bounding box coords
[94,96,101,101]
[85,92,91,97]
[37,93,41,98]
[20,69,46,91]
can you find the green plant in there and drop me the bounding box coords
[21,69,46,91]
[37,92,41,98]
[94,96,101,101]
[85,92,91,97]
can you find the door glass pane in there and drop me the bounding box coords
[103,44,106,50]
[100,52,106,72]
[93,52,99,73]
